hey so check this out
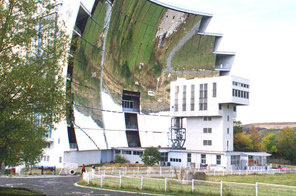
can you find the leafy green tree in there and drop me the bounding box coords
[261,133,277,154]
[277,127,296,160]
[0,0,68,166]
[140,147,161,165]
[114,155,130,164]
[233,120,243,134]
[250,125,261,151]
[234,132,253,151]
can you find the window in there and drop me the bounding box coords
[122,150,131,155]
[203,140,212,146]
[201,154,206,163]
[187,153,191,163]
[115,150,121,154]
[216,155,221,165]
[58,138,60,144]
[203,128,212,133]
[219,104,222,110]
[170,158,181,162]
[199,83,208,110]
[161,152,168,162]
[227,140,229,150]
[190,85,195,111]
[133,151,143,155]
[203,117,212,121]
[227,128,229,134]
[213,83,217,97]
[175,86,179,112]
[227,115,230,121]
[231,155,240,165]
[59,157,62,163]
[47,156,50,162]
[233,106,236,112]
[182,85,186,111]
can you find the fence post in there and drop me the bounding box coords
[141,176,143,190]
[220,181,223,196]
[192,179,194,193]
[87,173,90,184]
[165,178,167,192]
[160,167,162,177]
[104,170,106,178]
[146,169,149,177]
[99,167,101,175]
[138,166,140,174]
[256,182,258,196]
[119,175,122,188]
[100,175,103,187]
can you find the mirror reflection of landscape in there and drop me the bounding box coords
[72,0,218,130]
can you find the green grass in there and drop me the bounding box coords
[80,173,296,196]
[0,187,44,196]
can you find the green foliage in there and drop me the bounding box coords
[261,133,277,153]
[277,127,296,161]
[250,125,261,151]
[140,147,161,166]
[233,120,243,134]
[234,132,253,151]
[114,155,130,164]
[0,0,68,166]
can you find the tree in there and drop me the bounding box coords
[114,155,130,164]
[277,127,296,160]
[234,132,253,151]
[233,120,243,134]
[250,125,261,151]
[140,147,161,166]
[261,133,277,154]
[0,0,69,166]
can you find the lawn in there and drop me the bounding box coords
[80,173,296,196]
[0,187,44,196]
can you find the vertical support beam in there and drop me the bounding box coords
[100,175,103,187]
[220,181,223,196]
[192,179,194,193]
[256,182,258,196]
[141,176,143,190]
[119,175,122,188]
[165,178,167,192]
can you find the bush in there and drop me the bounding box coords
[114,155,130,163]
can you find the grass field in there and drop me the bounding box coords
[80,173,296,196]
[0,187,43,196]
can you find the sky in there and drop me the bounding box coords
[159,0,296,124]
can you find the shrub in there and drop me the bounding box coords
[114,155,130,163]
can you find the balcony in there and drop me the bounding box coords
[215,64,231,71]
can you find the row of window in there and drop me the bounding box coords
[115,150,144,156]
[170,158,181,162]
[233,81,249,88]
[43,156,62,163]
[203,127,230,134]
[232,89,249,99]
[175,83,216,112]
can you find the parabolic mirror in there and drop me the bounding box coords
[70,0,218,130]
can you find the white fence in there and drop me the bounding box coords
[82,173,296,196]
[84,166,296,178]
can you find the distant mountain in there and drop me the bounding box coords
[242,122,296,136]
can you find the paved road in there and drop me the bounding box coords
[0,175,158,196]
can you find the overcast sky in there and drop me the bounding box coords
[158,0,296,124]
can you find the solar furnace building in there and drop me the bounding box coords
[41,0,270,170]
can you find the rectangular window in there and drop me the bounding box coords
[115,150,121,154]
[190,85,195,111]
[59,157,62,163]
[201,154,206,163]
[227,115,230,121]
[216,155,221,165]
[227,128,229,134]
[122,150,131,155]
[175,86,179,112]
[199,84,208,110]
[233,106,236,112]
[203,128,212,133]
[47,156,50,162]
[213,83,217,97]
[203,140,212,146]
[203,117,212,121]
[133,151,143,155]
[219,104,222,110]
[231,155,240,165]
[182,85,186,111]
[187,153,191,163]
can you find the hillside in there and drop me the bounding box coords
[243,122,296,130]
